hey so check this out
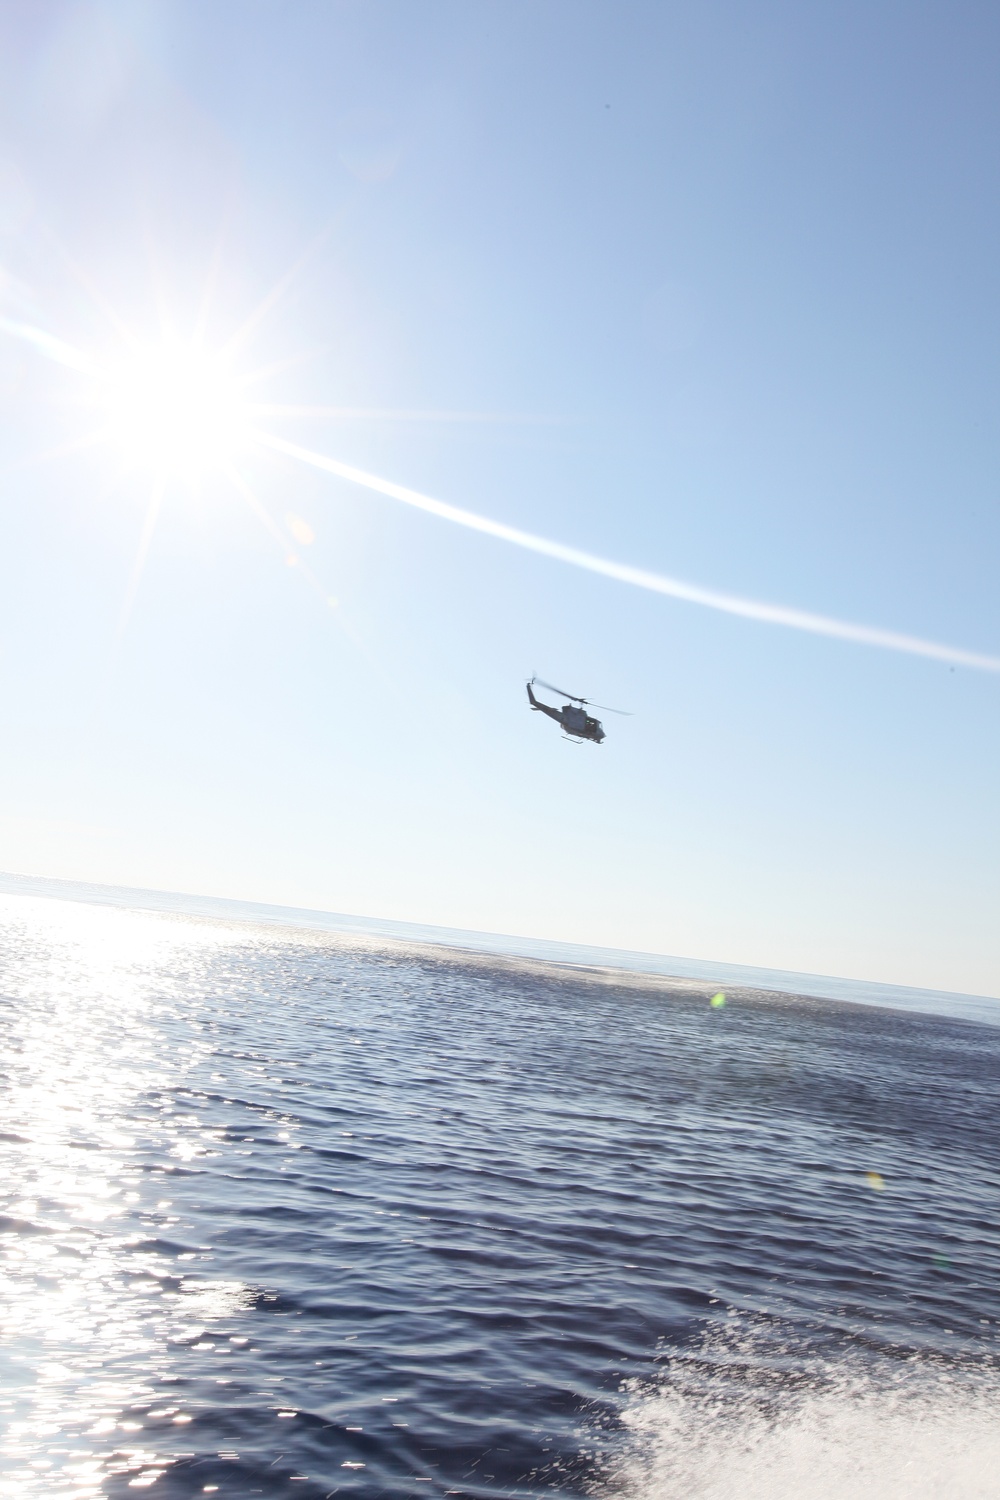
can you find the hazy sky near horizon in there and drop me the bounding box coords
[0,0,998,995]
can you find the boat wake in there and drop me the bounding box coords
[602,1320,1000,1500]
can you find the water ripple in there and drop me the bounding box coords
[0,893,997,1498]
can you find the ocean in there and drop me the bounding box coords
[1,879,998,1499]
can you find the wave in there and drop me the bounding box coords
[600,1320,1000,1500]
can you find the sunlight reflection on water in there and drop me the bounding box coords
[0,898,257,1496]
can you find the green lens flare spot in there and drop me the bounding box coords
[710,993,726,1009]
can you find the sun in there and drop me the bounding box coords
[98,338,250,477]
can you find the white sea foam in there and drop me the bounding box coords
[604,1328,1000,1499]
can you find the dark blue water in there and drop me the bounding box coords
[1,891,998,1499]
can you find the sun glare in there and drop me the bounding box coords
[6,241,994,674]
[99,340,249,476]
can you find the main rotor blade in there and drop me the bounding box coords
[533,677,585,702]
[533,677,631,713]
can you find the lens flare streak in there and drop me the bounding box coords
[3,296,998,674]
[258,432,1000,674]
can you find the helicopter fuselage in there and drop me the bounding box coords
[560,703,605,742]
[527,681,605,742]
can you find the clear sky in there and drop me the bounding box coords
[0,0,997,995]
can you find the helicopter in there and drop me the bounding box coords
[526,677,629,744]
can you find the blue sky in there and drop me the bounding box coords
[0,0,997,994]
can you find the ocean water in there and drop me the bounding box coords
[2,872,997,1027]
[1,888,999,1499]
